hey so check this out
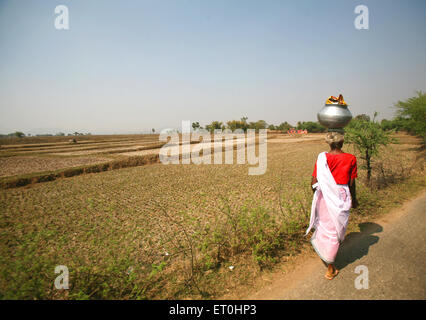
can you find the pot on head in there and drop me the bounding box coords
[317,104,353,131]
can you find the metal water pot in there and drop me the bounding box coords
[317,104,353,129]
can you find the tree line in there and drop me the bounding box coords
[2,91,424,140]
[0,132,92,139]
[197,91,425,138]
[192,118,327,133]
[379,91,425,143]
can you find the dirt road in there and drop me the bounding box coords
[247,189,426,300]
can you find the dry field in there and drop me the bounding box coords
[0,156,111,178]
[0,133,321,186]
[0,134,162,184]
[0,132,424,299]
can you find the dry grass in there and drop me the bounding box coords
[0,134,253,187]
[0,134,160,146]
[0,132,424,299]
[1,140,161,157]
[0,135,163,184]
[0,156,111,177]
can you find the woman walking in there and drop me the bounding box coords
[306,132,359,280]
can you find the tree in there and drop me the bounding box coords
[394,91,426,143]
[297,121,326,133]
[152,128,155,134]
[248,120,267,132]
[226,119,248,132]
[354,114,371,122]
[239,117,249,132]
[276,121,293,132]
[345,112,395,183]
[205,121,224,133]
[380,118,407,132]
[191,122,201,131]
[13,131,25,138]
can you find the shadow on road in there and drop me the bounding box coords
[334,222,383,270]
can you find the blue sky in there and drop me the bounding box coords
[0,0,425,134]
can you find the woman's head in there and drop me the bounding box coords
[325,132,344,150]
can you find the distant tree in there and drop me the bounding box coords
[276,121,293,132]
[345,112,395,183]
[296,121,326,133]
[225,118,268,132]
[152,128,155,134]
[56,132,65,136]
[240,117,249,132]
[191,122,200,131]
[226,120,239,131]
[354,114,371,122]
[13,131,25,138]
[256,120,267,130]
[226,119,246,132]
[247,120,267,132]
[394,91,426,143]
[205,121,224,133]
[380,119,392,131]
[380,118,406,132]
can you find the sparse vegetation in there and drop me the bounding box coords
[345,112,395,183]
[378,92,426,145]
[394,91,426,144]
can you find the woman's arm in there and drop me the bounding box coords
[311,176,318,193]
[349,178,359,208]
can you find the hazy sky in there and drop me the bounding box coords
[1,0,425,134]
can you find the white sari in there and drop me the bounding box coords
[305,152,352,264]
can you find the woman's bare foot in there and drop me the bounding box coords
[325,264,339,280]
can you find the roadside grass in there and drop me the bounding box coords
[0,133,424,299]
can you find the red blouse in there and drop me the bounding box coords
[312,152,358,185]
